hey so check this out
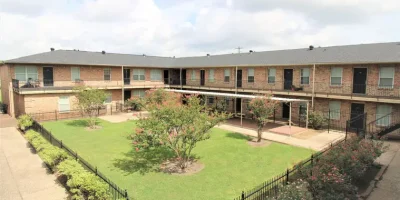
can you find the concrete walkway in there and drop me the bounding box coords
[217,124,345,151]
[0,114,68,200]
[368,141,400,200]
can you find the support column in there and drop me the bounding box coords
[306,101,309,129]
[289,102,292,136]
[311,64,316,110]
[240,98,243,127]
[180,68,182,90]
[121,66,124,104]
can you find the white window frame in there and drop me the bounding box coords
[150,69,162,81]
[133,69,145,81]
[224,69,230,82]
[248,68,254,83]
[58,96,70,113]
[208,69,215,82]
[268,68,276,84]
[191,70,196,81]
[300,68,310,85]
[71,67,80,81]
[104,93,112,104]
[378,67,394,88]
[104,68,111,81]
[14,66,38,82]
[330,67,343,86]
[329,101,341,120]
[132,89,146,98]
[376,104,392,126]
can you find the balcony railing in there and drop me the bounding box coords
[12,79,124,92]
[174,79,399,98]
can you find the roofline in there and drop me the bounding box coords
[4,61,399,68]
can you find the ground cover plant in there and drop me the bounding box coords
[43,119,312,200]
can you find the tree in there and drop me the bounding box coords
[74,87,107,128]
[247,95,278,142]
[131,89,229,171]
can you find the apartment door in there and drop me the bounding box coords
[237,70,242,88]
[164,70,169,84]
[124,90,131,101]
[200,70,205,86]
[350,103,365,130]
[236,98,242,113]
[43,67,54,86]
[123,69,130,85]
[182,69,187,85]
[284,69,293,90]
[352,68,367,94]
[282,103,290,119]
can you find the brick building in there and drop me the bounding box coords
[1,42,399,133]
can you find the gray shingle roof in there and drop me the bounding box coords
[5,42,400,68]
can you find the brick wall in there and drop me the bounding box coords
[124,68,165,87]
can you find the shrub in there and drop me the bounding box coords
[125,97,143,111]
[25,130,51,152]
[57,159,111,200]
[308,111,327,130]
[38,146,70,168]
[17,114,33,131]
[271,179,313,200]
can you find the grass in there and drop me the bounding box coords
[43,119,313,200]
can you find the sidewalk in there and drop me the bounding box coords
[0,114,68,200]
[368,141,400,200]
[217,123,344,151]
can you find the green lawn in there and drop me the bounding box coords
[43,119,313,200]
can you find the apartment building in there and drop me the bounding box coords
[1,42,399,133]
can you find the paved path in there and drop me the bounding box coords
[368,141,400,200]
[0,114,68,200]
[217,124,344,151]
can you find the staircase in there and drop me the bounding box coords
[367,111,400,139]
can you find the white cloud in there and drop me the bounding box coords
[0,0,399,60]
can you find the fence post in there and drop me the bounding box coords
[286,169,289,185]
[328,109,331,133]
[49,132,52,143]
[76,152,78,161]
[55,110,58,121]
[125,190,128,198]
[241,191,245,200]
[311,154,313,167]
[95,167,98,176]
[273,109,276,123]
[61,140,63,148]
[345,121,348,141]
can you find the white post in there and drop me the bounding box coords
[121,66,124,103]
[180,68,182,89]
[306,101,309,129]
[289,102,292,136]
[311,64,316,109]
[240,98,243,127]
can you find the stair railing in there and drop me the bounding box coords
[367,111,400,138]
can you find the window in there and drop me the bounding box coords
[71,67,80,81]
[225,97,231,105]
[299,103,307,117]
[268,68,276,83]
[191,70,196,80]
[208,96,214,104]
[150,69,162,81]
[224,69,230,82]
[209,69,215,82]
[330,67,342,86]
[104,68,111,81]
[15,66,38,81]
[329,101,341,120]
[301,68,310,85]
[379,67,394,88]
[58,96,70,112]
[133,69,145,81]
[104,94,112,104]
[248,68,254,83]
[133,90,146,98]
[376,105,392,126]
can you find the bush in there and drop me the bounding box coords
[125,97,143,111]
[270,179,313,200]
[38,146,70,168]
[57,159,110,200]
[308,111,327,130]
[17,114,33,131]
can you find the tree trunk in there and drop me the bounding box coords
[257,128,262,142]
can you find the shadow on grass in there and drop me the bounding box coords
[66,119,88,127]
[113,147,176,175]
[225,132,252,141]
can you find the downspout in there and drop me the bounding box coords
[311,64,316,110]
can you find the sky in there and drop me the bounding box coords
[0,0,399,60]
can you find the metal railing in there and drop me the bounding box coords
[31,120,130,200]
[367,111,400,138]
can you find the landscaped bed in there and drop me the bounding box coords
[42,119,312,200]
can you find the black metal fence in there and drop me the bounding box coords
[31,120,130,200]
[234,138,346,200]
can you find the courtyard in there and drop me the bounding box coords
[42,119,313,200]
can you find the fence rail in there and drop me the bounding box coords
[31,120,130,200]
